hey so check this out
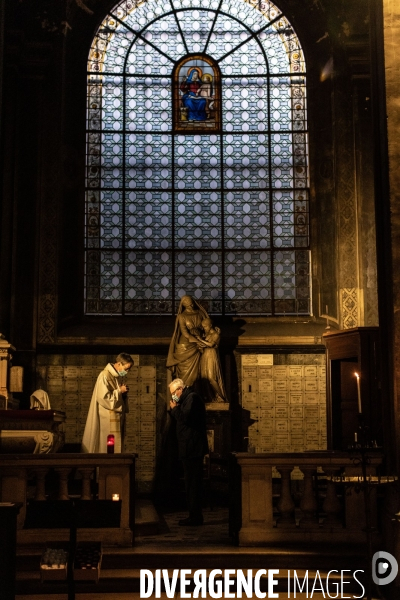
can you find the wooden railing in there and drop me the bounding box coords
[231,451,384,546]
[0,453,135,546]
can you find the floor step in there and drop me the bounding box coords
[15,506,368,597]
[17,546,366,571]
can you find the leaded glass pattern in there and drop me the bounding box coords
[85,0,310,315]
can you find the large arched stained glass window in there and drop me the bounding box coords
[85,0,309,316]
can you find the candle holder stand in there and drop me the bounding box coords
[346,413,388,600]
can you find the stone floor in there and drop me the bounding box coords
[136,505,232,547]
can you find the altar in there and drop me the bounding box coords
[0,410,65,453]
[0,334,65,453]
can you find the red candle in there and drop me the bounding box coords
[107,434,115,454]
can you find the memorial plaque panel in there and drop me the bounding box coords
[290,420,304,432]
[304,366,318,377]
[304,379,318,392]
[243,366,258,378]
[259,380,273,393]
[259,393,274,405]
[241,353,327,453]
[139,366,156,378]
[139,380,156,395]
[290,406,304,418]
[242,355,258,365]
[275,380,288,391]
[304,393,319,404]
[258,355,273,365]
[289,393,303,404]
[274,366,288,377]
[243,379,258,393]
[289,366,304,377]
[289,379,303,391]
[259,366,273,378]
[275,420,289,432]
[243,392,258,405]
[261,408,274,419]
[275,392,289,404]
[305,407,319,419]
[275,407,289,419]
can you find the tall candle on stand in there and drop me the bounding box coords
[355,373,362,413]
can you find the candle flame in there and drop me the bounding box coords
[354,372,359,379]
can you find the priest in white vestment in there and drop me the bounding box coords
[81,353,133,453]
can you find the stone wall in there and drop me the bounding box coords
[383,0,400,459]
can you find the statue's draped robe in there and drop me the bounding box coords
[167,300,209,387]
[81,363,127,453]
[200,328,227,402]
[180,74,207,121]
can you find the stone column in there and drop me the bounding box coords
[32,468,48,501]
[55,468,71,501]
[0,336,15,407]
[79,468,94,500]
[299,468,318,526]
[235,456,274,545]
[276,467,295,526]
[322,470,342,526]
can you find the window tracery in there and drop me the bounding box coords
[85,0,310,316]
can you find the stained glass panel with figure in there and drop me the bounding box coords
[174,56,220,131]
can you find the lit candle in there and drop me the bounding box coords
[354,432,358,443]
[107,434,115,454]
[112,494,120,501]
[355,373,362,413]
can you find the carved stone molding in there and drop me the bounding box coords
[0,429,65,454]
[340,288,359,329]
[33,431,55,454]
[334,78,359,328]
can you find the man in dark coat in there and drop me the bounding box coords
[169,378,208,526]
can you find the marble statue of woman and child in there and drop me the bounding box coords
[166,295,227,404]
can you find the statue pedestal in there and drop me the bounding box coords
[205,402,229,411]
[205,408,231,502]
[205,407,230,455]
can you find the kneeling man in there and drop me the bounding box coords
[169,378,208,526]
